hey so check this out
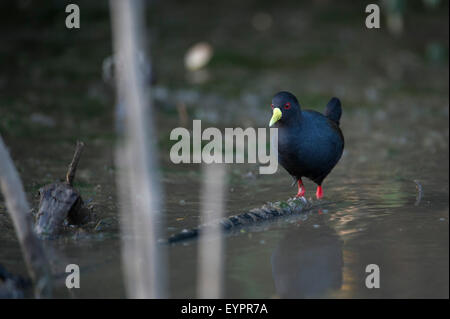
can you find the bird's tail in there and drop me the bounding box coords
[324,97,342,125]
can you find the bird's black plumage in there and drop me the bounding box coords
[270,91,344,194]
[324,97,342,126]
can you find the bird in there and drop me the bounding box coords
[269,91,344,199]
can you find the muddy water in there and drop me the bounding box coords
[164,104,449,299]
[0,1,448,298]
[4,98,447,299]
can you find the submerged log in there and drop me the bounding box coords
[0,264,32,298]
[167,196,316,244]
[35,141,91,237]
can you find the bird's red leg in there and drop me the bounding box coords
[316,185,323,200]
[296,179,305,197]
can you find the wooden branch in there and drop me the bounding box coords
[66,141,84,186]
[110,0,167,298]
[168,197,316,244]
[197,164,227,298]
[0,135,52,298]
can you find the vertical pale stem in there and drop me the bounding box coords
[0,136,51,298]
[109,0,167,298]
[197,163,227,298]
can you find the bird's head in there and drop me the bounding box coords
[269,91,301,127]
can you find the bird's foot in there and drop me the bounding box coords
[296,180,305,197]
[316,186,323,200]
[296,189,305,198]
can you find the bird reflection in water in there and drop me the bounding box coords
[271,213,343,298]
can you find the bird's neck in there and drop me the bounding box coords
[281,111,302,128]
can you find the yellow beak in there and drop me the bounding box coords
[269,107,282,127]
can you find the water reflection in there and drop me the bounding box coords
[271,212,343,298]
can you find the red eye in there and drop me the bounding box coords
[284,103,291,109]
[271,104,274,109]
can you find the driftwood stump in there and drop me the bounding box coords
[35,141,90,237]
